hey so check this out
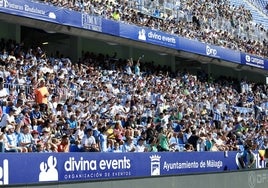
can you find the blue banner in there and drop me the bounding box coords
[0,0,62,23]
[102,19,119,36]
[0,0,117,34]
[0,151,241,185]
[241,53,266,69]
[119,24,179,49]
[178,37,241,63]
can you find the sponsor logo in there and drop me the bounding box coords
[150,155,161,176]
[138,29,147,41]
[1,0,56,18]
[244,55,264,68]
[138,29,176,45]
[63,156,131,180]
[248,171,256,188]
[0,0,8,7]
[206,45,217,56]
[39,156,58,182]
[248,171,268,188]
[81,14,102,32]
[245,55,251,62]
[0,159,9,185]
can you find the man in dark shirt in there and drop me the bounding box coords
[187,129,200,151]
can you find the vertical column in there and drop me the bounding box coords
[14,24,21,43]
[69,36,82,62]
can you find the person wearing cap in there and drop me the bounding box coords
[4,124,26,152]
[40,127,51,144]
[18,125,34,152]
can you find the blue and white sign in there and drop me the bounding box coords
[241,53,266,69]
[178,37,241,63]
[0,152,241,185]
[120,24,179,49]
[0,0,60,23]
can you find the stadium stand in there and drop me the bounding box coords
[247,0,268,15]
[230,0,268,29]
[34,0,268,58]
[0,35,267,154]
[0,0,267,155]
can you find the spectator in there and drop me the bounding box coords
[157,127,170,151]
[5,124,26,152]
[135,137,147,152]
[57,135,70,152]
[110,141,123,152]
[18,125,34,152]
[81,128,96,152]
[122,136,136,152]
[34,78,49,108]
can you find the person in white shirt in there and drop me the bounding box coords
[0,107,16,128]
[122,136,136,152]
[111,141,122,153]
[135,137,147,152]
[81,128,96,152]
[47,95,58,115]
[74,123,86,142]
[0,82,9,103]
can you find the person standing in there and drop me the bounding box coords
[34,78,49,109]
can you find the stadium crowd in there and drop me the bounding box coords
[37,0,268,58]
[0,38,267,157]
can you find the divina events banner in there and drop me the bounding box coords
[0,151,265,185]
[119,24,179,49]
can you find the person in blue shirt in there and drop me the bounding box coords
[66,114,78,130]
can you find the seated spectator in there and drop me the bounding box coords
[18,125,34,152]
[81,128,96,152]
[57,135,70,152]
[5,125,26,152]
[110,141,123,153]
[122,136,136,152]
[135,137,147,152]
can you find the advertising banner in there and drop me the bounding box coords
[119,23,179,49]
[241,53,266,69]
[0,0,62,23]
[179,37,241,63]
[0,0,117,34]
[0,151,242,185]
